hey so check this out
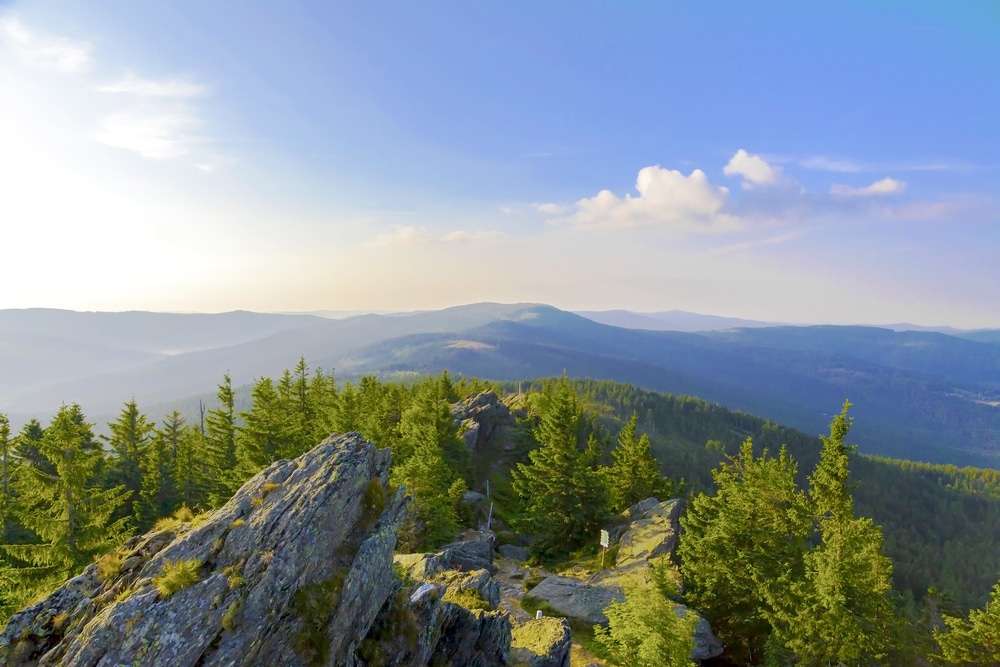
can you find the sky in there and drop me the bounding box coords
[1,1,999,327]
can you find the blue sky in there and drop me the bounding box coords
[2,1,998,326]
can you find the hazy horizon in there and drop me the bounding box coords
[3,3,998,328]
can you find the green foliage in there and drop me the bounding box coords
[776,402,898,666]
[204,373,239,506]
[511,376,606,559]
[1,404,132,606]
[154,559,202,598]
[679,437,811,664]
[608,412,672,511]
[103,400,155,520]
[935,581,1000,664]
[596,561,697,667]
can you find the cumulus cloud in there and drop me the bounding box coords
[558,165,737,233]
[96,110,205,159]
[723,149,782,188]
[0,17,91,72]
[98,72,207,98]
[831,177,907,197]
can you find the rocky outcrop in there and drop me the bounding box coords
[614,497,684,570]
[0,433,516,667]
[452,390,515,452]
[1,433,405,667]
[510,616,572,667]
[525,575,624,625]
[384,540,510,665]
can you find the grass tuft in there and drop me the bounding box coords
[442,586,491,611]
[95,551,125,582]
[153,559,202,599]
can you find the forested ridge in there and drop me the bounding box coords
[1,363,999,664]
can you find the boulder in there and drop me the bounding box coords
[451,390,513,452]
[525,576,624,626]
[399,538,497,579]
[615,498,684,570]
[498,544,531,562]
[510,616,572,667]
[690,608,725,661]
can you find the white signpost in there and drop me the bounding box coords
[600,529,610,568]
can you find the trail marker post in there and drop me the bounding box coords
[600,529,610,569]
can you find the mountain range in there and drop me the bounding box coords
[2,303,1000,468]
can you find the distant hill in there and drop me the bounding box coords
[4,303,1000,469]
[575,309,777,331]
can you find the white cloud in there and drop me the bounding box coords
[831,177,907,197]
[370,226,433,246]
[98,73,207,98]
[0,17,91,72]
[441,230,504,243]
[559,165,737,233]
[534,203,567,215]
[96,110,204,159]
[800,155,973,174]
[723,149,782,188]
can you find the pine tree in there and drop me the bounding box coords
[334,380,360,433]
[1,405,131,606]
[778,401,898,665]
[935,581,1000,664]
[136,419,179,530]
[13,419,49,476]
[391,437,466,551]
[0,414,12,540]
[204,373,239,505]
[307,367,338,444]
[103,399,154,518]
[163,414,204,510]
[678,438,812,664]
[236,377,285,477]
[609,412,672,512]
[396,381,467,478]
[511,376,605,558]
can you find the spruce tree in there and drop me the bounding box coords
[307,367,338,444]
[136,419,179,530]
[236,377,285,477]
[935,580,1000,664]
[511,376,604,558]
[1,405,131,605]
[103,399,154,518]
[778,402,898,665]
[0,414,13,542]
[678,438,812,664]
[203,373,239,505]
[609,412,671,512]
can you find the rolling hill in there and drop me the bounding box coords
[3,303,1000,468]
